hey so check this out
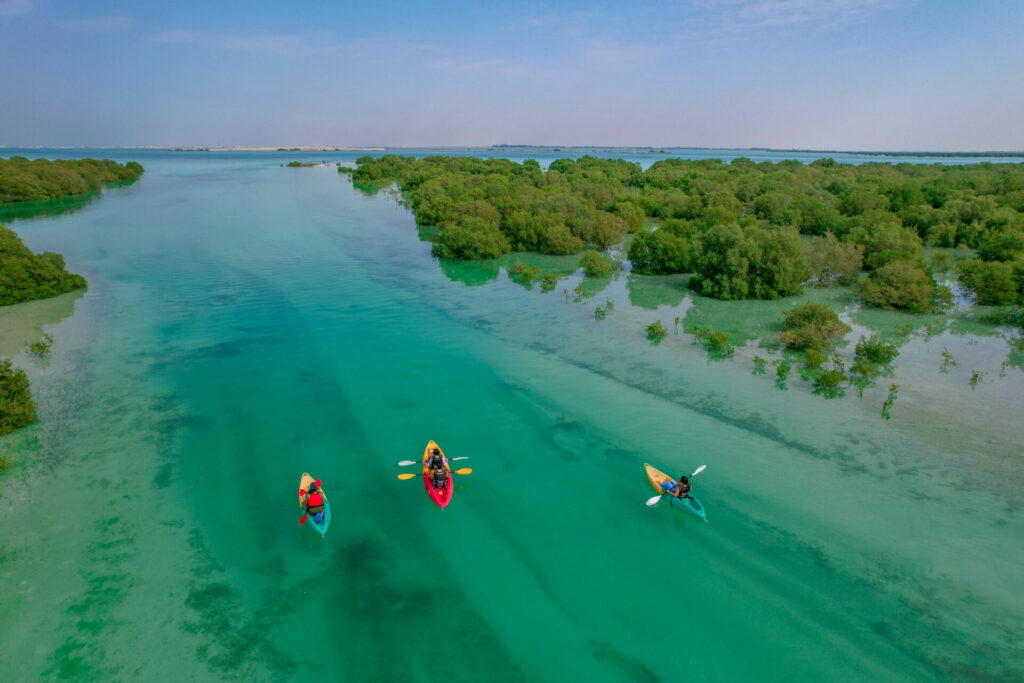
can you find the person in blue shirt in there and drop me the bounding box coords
[660,474,692,500]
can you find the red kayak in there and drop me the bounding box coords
[422,440,453,508]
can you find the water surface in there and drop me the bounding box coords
[1,152,1022,681]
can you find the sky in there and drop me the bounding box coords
[1,0,1022,150]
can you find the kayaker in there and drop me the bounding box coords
[301,480,326,525]
[430,464,448,490]
[428,447,444,470]
[661,475,692,499]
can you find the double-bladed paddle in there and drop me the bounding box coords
[398,457,469,466]
[397,467,472,480]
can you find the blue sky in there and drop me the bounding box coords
[1,0,1022,149]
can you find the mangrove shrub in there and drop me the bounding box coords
[857,260,952,313]
[0,225,87,305]
[0,359,36,435]
[777,302,851,350]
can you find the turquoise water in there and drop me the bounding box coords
[1,153,1022,681]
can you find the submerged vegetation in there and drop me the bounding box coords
[28,333,53,358]
[854,335,899,364]
[692,325,734,359]
[0,156,142,437]
[882,384,900,419]
[646,320,667,343]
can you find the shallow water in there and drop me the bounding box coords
[1,152,1022,681]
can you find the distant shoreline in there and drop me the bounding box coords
[4,145,1024,158]
[168,146,386,152]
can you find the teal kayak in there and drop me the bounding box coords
[307,498,332,536]
[645,463,707,521]
[299,472,332,537]
[676,496,706,521]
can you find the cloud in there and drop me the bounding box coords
[60,16,134,33]
[148,29,341,57]
[689,0,906,32]
[0,0,36,19]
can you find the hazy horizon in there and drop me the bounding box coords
[2,0,1023,150]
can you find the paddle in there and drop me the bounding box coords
[397,467,472,481]
[298,486,310,525]
[646,465,707,507]
[398,458,469,466]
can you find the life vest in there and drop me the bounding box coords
[306,491,325,514]
[431,468,447,488]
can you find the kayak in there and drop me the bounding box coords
[644,463,706,521]
[422,440,453,508]
[298,472,332,536]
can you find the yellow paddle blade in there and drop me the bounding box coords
[455,468,472,475]
[397,473,418,480]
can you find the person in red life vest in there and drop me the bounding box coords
[300,479,325,525]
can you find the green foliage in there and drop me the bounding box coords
[627,229,692,274]
[849,217,923,270]
[774,360,792,389]
[0,455,10,473]
[777,302,851,350]
[0,156,144,204]
[882,384,899,419]
[594,306,607,320]
[803,233,864,286]
[0,358,36,435]
[957,259,1023,305]
[508,260,541,286]
[28,333,53,358]
[857,260,952,313]
[940,347,957,372]
[580,250,613,277]
[0,225,88,305]
[980,306,1024,330]
[849,357,880,398]
[691,223,810,300]
[803,348,827,370]
[432,219,510,259]
[692,325,734,359]
[646,320,668,343]
[540,272,558,292]
[286,161,314,168]
[812,355,848,399]
[854,335,899,364]
[970,370,983,390]
[752,355,767,375]
[351,154,1024,305]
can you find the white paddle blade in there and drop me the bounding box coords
[646,495,663,507]
[450,457,469,461]
[398,460,418,466]
[691,465,706,477]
